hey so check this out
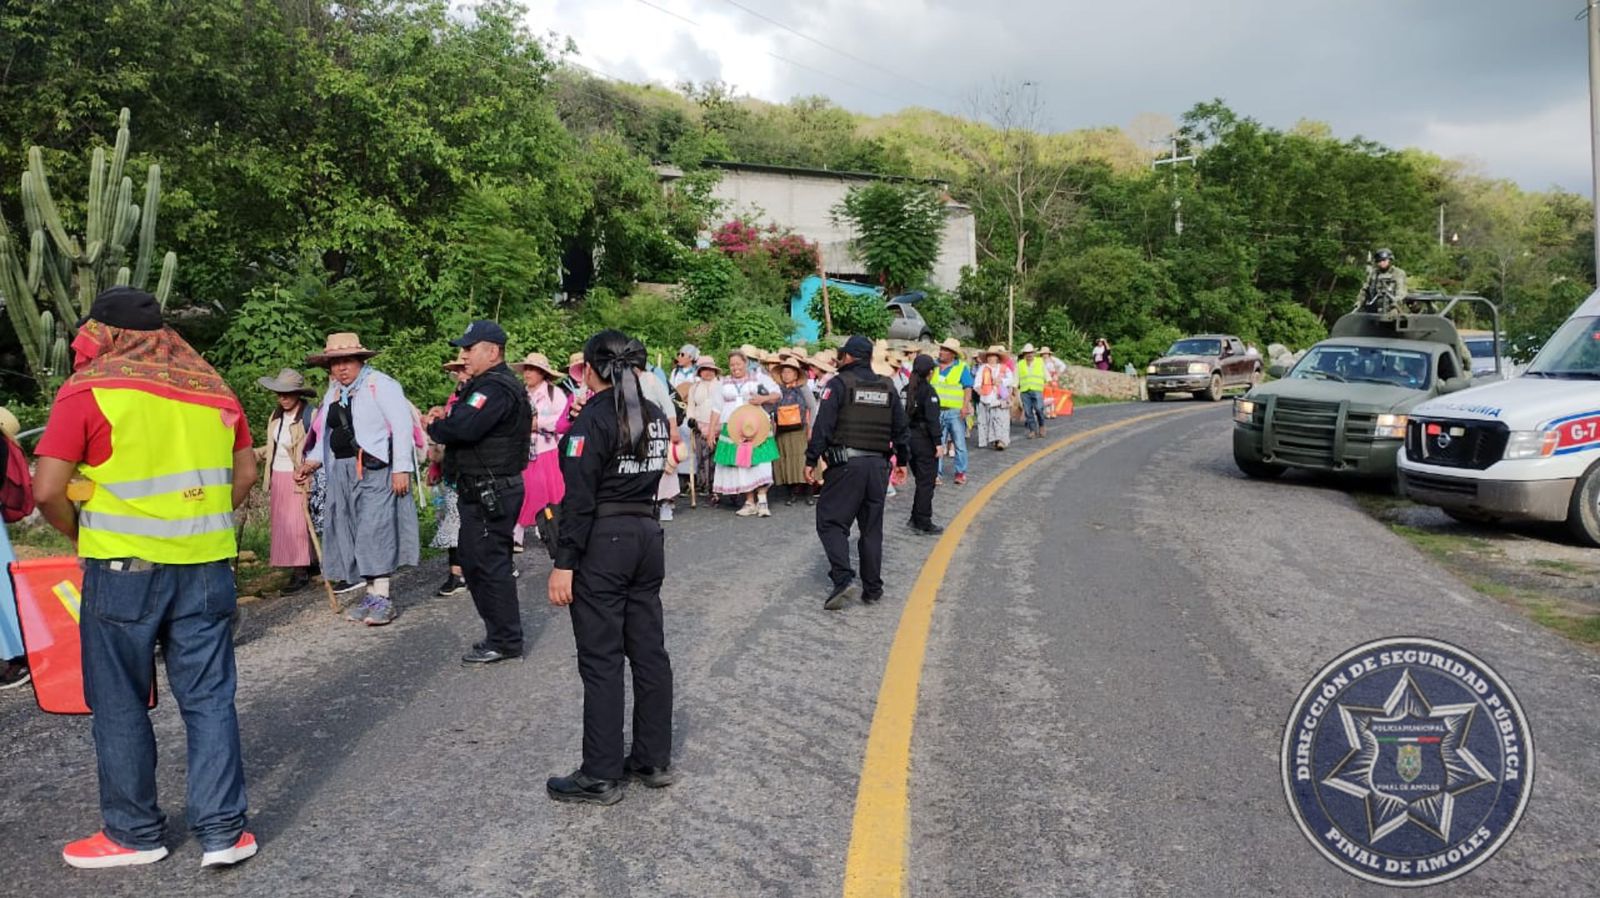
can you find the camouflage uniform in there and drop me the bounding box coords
[1356,264,1408,316]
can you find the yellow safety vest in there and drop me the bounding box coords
[77,389,239,564]
[1017,357,1046,392]
[933,362,968,409]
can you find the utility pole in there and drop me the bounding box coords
[1152,138,1197,236]
[1589,1,1600,270]
[1438,204,1446,249]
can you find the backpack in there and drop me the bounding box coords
[1,435,35,523]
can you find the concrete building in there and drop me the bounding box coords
[658,161,977,292]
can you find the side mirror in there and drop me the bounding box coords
[1437,376,1471,394]
[1267,363,1287,379]
[1219,347,1232,358]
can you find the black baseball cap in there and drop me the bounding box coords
[81,286,163,331]
[450,319,508,347]
[841,335,874,360]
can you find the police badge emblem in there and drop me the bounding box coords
[1280,637,1534,887]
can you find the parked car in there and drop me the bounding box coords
[1146,334,1260,402]
[886,297,932,342]
[1233,311,1476,481]
[1400,288,1600,544]
[1459,329,1512,378]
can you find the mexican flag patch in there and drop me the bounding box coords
[466,392,488,409]
[566,436,586,457]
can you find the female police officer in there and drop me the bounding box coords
[546,330,675,804]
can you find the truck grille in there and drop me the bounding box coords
[1265,398,1382,469]
[1155,362,1192,375]
[1404,419,1508,471]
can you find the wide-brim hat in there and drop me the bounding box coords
[514,351,560,379]
[567,351,586,374]
[257,367,317,397]
[695,354,722,375]
[984,344,1011,361]
[805,353,836,374]
[1019,343,1038,355]
[675,380,694,401]
[306,332,377,367]
[443,349,469,372]
[1040,346,1054,355]
[727,404,772,445]
[938,337,962,354]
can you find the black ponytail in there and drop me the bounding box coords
[583,329,650,455]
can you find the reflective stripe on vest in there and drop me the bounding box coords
[933,362,967,409]
[77,388,238,564]
[1017,357,1046,392]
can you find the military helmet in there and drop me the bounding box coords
[1374,248,1394,262]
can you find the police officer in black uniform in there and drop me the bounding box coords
[425,320,532,664]
[904,353,945,535]
[806,335,911,610]
[546,330,675,805]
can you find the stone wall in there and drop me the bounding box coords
[1061,365,1142,400]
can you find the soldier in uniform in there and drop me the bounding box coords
[546,330,675,805]
[424,320,533,664]
[805,335,911,610]
[1356,248,1408,315]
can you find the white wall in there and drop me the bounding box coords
[707,168,975,292]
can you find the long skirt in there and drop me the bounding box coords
[772,428,808,486]
[322,456,420,583]
[518,450,565,527]
[691,429,716,493]
[268,471,313,568]
[713,429,778,495]
[430,483,461,549]
[977,402,1011,447]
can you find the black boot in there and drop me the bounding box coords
[547,769,624,805]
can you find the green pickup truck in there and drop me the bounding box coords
[1232,306,1482,481]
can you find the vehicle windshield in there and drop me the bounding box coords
[1289,345,1432,389]
[1524,316,1600,378]
[1167,339,1221,356]
[1464,338,1498,359]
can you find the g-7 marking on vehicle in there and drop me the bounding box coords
[1544,409,1600,455]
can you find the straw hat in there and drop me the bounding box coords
[774,354,805,376]
[567,351,586,373]
[305,332,377,367]
[695,354,722,375]
[256,367,317,397]
[727,404,772,445]
[442,349,469,372]
[1019,343,1038,355]
[735,344,765,363]
[805,353,836,375]
[674,380,694,401]
[1040,346,1054,355]
[0,407,19,441]
[937,337,962,355]
[513,351,560,380]
[984,344,1010,359]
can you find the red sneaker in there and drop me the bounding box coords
[62,831,168,869]
[954,473,967,486]
[201,831,258,868]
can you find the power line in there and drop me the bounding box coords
[711,0,957,104]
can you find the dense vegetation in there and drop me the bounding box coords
[1,0,1591,430]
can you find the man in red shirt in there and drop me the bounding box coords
[33,287,260,870]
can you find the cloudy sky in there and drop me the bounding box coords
[521,0,1593,193]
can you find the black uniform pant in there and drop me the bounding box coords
[459,483,524,654]
[909,433,938,527]
[815,455,889,596]
[570,515,673,781]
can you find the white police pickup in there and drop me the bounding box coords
[1399,288,1600,544]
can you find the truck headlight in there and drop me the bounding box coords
[1146,364,1157,375]
[1503,430,1559,459]
[1187,362,1209,375]
[1233,398,1257,424]
[1374,414,1408,439]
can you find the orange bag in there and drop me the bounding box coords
[11,557,156,715]
[775,403,804,431]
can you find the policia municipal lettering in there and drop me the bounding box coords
[546,330,676,805]
[805,335,911,611]
[425,320,533,665]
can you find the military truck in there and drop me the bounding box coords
[1232,296,1494,482]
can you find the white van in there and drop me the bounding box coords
[1399,289,1600,544]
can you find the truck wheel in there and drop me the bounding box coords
[1565,461,1600,547]
[1250,365,1263,385]
[1147,391,1164,402]
[919,331,932,342]
[1205,373,1224,402]
[1234,450,1285,479]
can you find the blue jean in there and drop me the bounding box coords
[80,558,247,851]
[1021,390,1046,434]
[937,409,968,476]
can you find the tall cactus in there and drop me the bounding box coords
[0,107,178,393]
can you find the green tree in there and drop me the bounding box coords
[834,181,946,296]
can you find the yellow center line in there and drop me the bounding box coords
[842,407,1206,897]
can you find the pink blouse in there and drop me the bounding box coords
[530,385,572,456]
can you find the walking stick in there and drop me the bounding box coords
[301,490,338,614]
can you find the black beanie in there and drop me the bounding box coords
[85,287,163,331]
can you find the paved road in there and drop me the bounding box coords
[1,401,1595,897]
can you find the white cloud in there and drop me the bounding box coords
[1408,95,1591,192]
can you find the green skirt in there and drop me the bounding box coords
[714,426,781,466]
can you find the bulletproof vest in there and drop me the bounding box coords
[831,369,894,453]
[452,365,533,479]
